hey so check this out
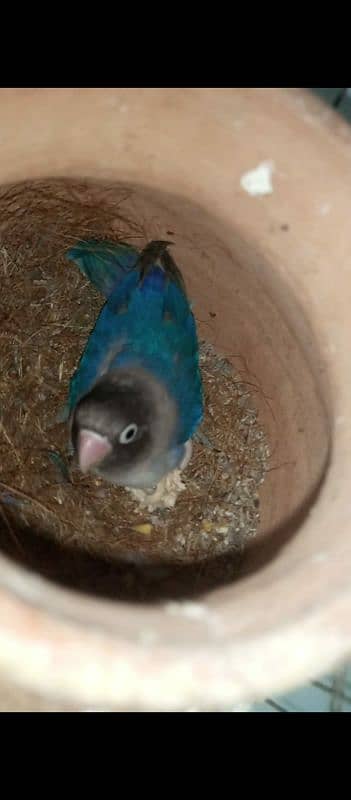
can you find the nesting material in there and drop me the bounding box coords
[127,441,193,511]
[0,179,270,600]
[127,469,187,511]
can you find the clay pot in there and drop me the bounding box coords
[0,88,348,710]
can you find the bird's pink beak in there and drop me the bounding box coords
[78,429,112,473]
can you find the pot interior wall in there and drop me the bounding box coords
[0,177,331,602]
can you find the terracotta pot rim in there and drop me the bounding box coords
[0,88,348,708]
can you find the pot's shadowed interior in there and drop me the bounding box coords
[0,178,331,603]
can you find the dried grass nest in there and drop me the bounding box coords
[0,179,270,600]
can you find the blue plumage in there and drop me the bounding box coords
[66,239,139,298]
[65,240,203,488]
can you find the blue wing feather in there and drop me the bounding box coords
[66,239,139,298]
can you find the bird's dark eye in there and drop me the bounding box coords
[119,423,138,444]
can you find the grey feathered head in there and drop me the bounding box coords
[71,367,179,489]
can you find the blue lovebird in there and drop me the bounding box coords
[66,240,204,490]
